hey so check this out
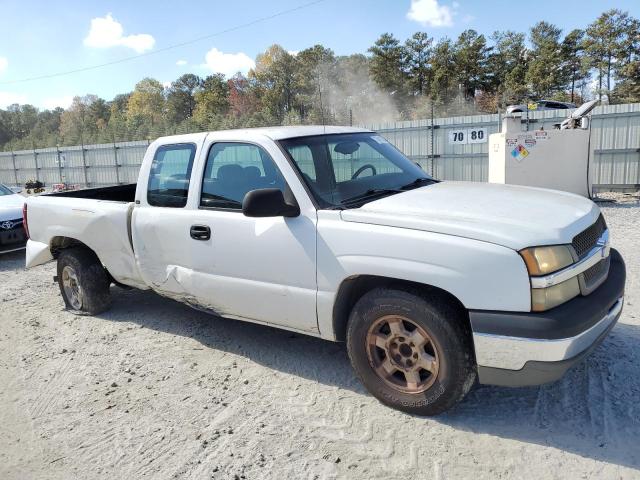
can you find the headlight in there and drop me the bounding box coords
[531,277,580,311]
[520,245,578,311]
[519,245,574,276]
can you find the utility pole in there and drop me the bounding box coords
[11,151,19,187]
[430,99,435,176]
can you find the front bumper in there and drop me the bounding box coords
[0,219,27,254]
[470,248,626,387]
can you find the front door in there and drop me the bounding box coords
[186,141,318,332]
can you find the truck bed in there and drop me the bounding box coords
[25,188,146,289]
[48,184,136,202]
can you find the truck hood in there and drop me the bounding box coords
[0,193,25,221]
[340,182,599,250]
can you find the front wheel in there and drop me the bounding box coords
[57,248,112,315]
[346,287,476,415]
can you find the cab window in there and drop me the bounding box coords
[200,142,287,210]
[147,143,196,207]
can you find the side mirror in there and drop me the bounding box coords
[242,188,300,218]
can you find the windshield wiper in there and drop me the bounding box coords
[399,177,437,190]
[339,178,437,207]
[340,188,403,206]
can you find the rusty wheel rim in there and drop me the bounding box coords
[366,315,439,394]
[62,265,83,310]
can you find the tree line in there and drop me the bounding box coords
[1,8,638,151]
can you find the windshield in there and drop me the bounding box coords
[0,184,15,196]
[279,133,434,208]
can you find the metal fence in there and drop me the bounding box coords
[1,103,639,191]
[0,140,149,188]
[365,102,640,190]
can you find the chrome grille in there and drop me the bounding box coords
[0,217,26,250]
[572,214,606,259]
[578,255,610,295]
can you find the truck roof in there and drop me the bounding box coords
[156,125,372,144]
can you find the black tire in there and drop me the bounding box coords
[57,247,112,315]
[346,287,476,415]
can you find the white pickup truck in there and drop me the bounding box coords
[24,126,626,415]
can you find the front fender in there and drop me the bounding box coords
[316,214,531,339]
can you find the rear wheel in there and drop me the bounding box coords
[346,287,476,415]
[57,248,112,315]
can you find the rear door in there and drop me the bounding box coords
[131,134,208,295]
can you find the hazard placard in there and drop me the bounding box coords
[511,145,529,161]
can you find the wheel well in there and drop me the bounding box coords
[50,236,91,258]
[332,275,469,342]
[50,236,118,285]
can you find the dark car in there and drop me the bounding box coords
[506,100,576,114]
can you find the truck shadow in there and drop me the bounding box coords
[102,287,640,471]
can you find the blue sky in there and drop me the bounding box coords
[0,0,638,109]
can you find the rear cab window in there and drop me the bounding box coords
[147,143,196,207]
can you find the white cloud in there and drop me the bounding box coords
[0,92,28,108]
[176,59,187,66]
[203,48,255,77]
[461,13,474,23]
[288,50,300,57]
[84,13,155,53]
[42,95,74,110]
[162,81,171,89]
[0,57,7,75]
[407,0,454,27]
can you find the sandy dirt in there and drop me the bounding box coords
[1,194,639,479]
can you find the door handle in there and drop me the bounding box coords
[190,224,211,241]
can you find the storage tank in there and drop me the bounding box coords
[488,100,598,198]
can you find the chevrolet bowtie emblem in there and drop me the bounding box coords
[596,235,610,258]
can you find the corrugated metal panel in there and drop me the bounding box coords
[119,165,141,184]
[0,153,16,185]
[364,103,640,187]
[1,104,639,189]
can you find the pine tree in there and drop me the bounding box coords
[166,74,203,124]
[404,32,433,97]
[429,38,457,109]
[368,33,408,112]
[454,30,490,101]
[526,21,564,99]
[613,16,640,103]
[486,31,528,107]
[560,29,589,103]
[585,9,630,103]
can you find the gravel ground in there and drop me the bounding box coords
[1,194,639,480]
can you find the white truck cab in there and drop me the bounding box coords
[24,126,625,415]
